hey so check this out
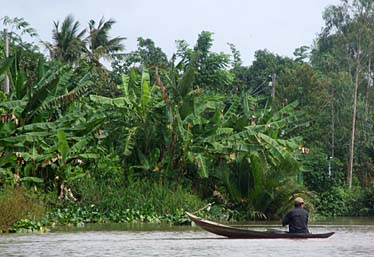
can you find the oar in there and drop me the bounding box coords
[192,202,214,214]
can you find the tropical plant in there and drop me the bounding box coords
[0,47,104,192]
[176,31,233,93]
[315,0,374,187]
[86,17,125,64]
[44,15,86,64]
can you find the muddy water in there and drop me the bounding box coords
[1,219,374,257]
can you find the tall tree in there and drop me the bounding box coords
[320,0,374,187]
[86,17,125,65]
[176,31,233,93]
[45,15,86,64]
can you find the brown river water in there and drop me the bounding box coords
[1,218,374,257]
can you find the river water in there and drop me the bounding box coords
[1,218,374,257]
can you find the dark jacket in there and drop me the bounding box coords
[282,206,309,233]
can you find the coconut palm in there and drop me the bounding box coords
[86,17,125,65]
[44,15,86,64]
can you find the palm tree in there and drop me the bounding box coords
[86,17,125,65]
[45,15,86,64]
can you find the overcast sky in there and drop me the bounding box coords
[1,0,341,65]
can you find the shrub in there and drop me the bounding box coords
[314,186,363,217]
[49,177,207,224]
[0,187,45,232]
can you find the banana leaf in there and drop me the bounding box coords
[0,56,14,75]
[57,130,69,163]
[195,153,209,178]
[20,177,43,183]
[140,68,151,112]
[0,100,27,109]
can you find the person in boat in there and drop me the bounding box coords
[282,197,310,233]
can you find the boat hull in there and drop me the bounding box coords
[186,212,334,239]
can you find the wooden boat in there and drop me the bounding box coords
[186,212,334,239]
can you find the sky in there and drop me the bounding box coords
[1,0,342,65]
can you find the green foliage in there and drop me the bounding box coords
[1,16,38,40]
[9,219,45,233]
[315,187,361,217]
[245,50,296,96]
[46,15,86,64]
[45,177,206,225]
[0,37,104,191]
[303,147,345,191]
[176,31,233,93]
[356,189,374,216]
[87,17,125,63]
[2,10,374,228]
[314,186,374,217]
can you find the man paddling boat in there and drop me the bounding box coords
[282,197,310,233]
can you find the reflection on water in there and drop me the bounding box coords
[1,219,374,257]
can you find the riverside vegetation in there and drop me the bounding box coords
[1,0,374,232]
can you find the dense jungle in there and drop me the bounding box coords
[0,0,373,233]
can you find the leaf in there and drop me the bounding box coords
[90,95,113,105]
[0,132,52,145]
[37,57,45,81]
[204,128,234,144]
[175,109,189,142]
[216,127,234,135]
[15,70,26,99]
[178,52,198,98]
[66,170,86,181]
[0,56,14,76]
[140,68,151,112]
[256,133,299,172]
[22,66,64,123]
[21,146,40,161]
[38,75,90,113]
[193,97,223,116]
[123,127,137,156]
[243,92,251,117]
[223,97,239,120]
[268,100,299,123]
[119,73,129,96]
[78,153,99,159]
[57,130,69,163]
[195,153,209,178]
[66,115,105,135]
[113,97,131,107]
[249,152,265,195]
[0,152,17,167]
[70,138,89,155]
[17,122,56,132]
[20,177,44,183]
[0,100,27,110]
[90,95,131,108]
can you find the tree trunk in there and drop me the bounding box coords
[364,56,371,143]
[3,28,10,95]
[347,53,360,188]
[271,73,276,98]
[330,81,335,176]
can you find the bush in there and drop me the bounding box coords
[349,188,374,216]
[0,187,45,232]
[48,177,207,225]
[364,189,374,215]
[314,186,368,217]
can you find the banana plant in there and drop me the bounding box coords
[0,50,102,189]
[89,68,159,161]
[55,130,96,181]
[208,95,306,219]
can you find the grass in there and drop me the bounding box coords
[0,187,45,232]
[41,177,207,225]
